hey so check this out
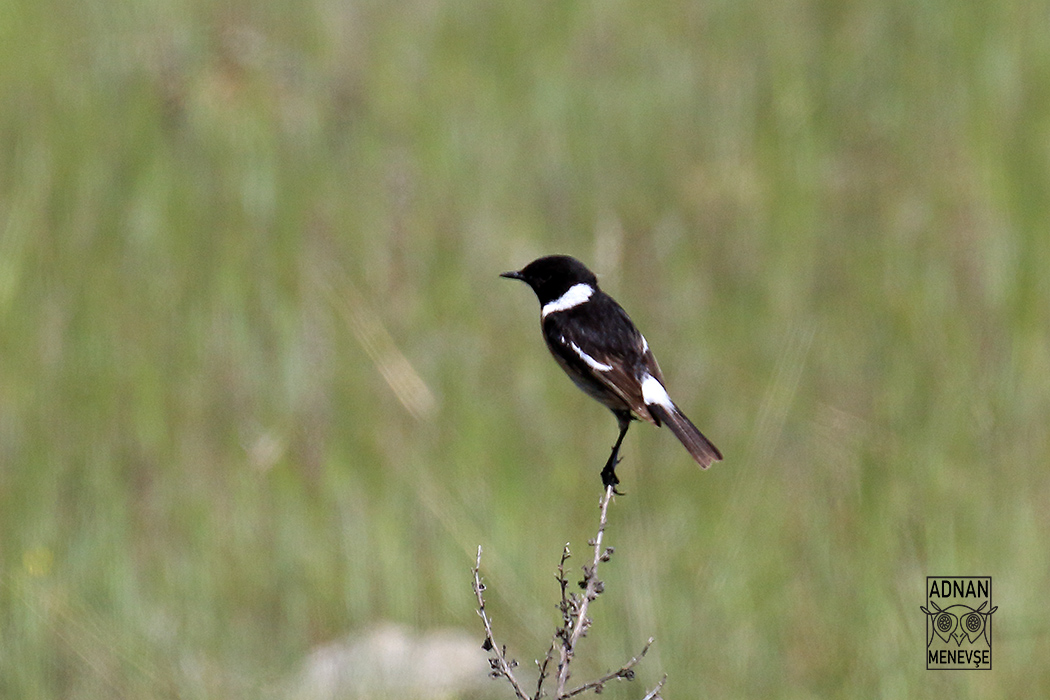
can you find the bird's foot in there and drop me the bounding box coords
[600,454,625,495]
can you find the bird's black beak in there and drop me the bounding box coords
[500,270,524,280]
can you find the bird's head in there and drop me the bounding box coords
[500,255,599,304]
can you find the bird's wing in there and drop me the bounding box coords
[543,293,661,425]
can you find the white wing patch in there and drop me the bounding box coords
[641,373,673,409]
[541,283,594,318]
[640,335,649,353]
[569,341,613,372]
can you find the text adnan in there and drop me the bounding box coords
[928,578,988,599]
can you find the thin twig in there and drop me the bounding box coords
[472,546,530,700]
[534,543,572,700]
[534,637,558,700]
[474,482,662,699]
[641,675,668,700]
[562,637,654,697]
[554,484,616,697]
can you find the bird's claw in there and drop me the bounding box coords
[600,456,624,495]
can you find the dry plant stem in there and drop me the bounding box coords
[533,543,571,700]
[474,483,660,699]
[641,675,668,700]
[473,546,530,700]
[562,637,654,698]
[554,484,616,697]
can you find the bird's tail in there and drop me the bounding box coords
[648,403,723,469]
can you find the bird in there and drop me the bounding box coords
[501,255,722,489]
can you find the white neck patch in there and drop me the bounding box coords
[541,283,594,318]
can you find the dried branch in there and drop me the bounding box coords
[533,543,571,700]
[473,483,662,699]
[554,484,616,696]
[641,675,668,699]
[562,637,653,697]
[472,546,530,700]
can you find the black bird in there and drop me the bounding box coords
[501,255,722,489]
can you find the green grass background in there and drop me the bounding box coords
[2,0,1049,697]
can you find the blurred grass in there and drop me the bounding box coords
[2,0,1049,697]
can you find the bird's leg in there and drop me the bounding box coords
[601,413,632,493]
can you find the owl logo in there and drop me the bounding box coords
[920,600,997,648]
